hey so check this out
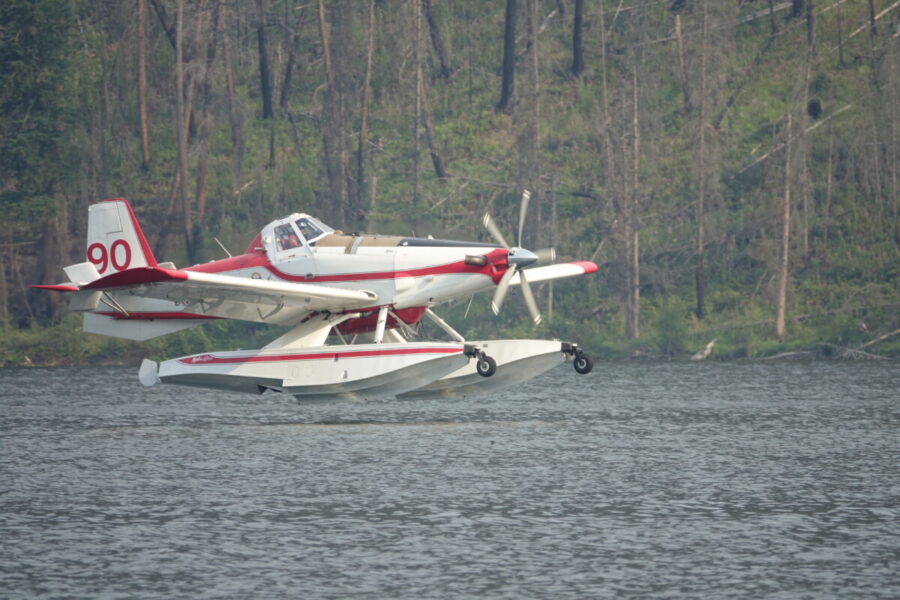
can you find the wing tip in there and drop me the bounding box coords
[570,261,599,274]
[31,284,80,292]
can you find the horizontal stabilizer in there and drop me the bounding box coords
[64,262,101,285]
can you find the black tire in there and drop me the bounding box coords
[476,355,497,377]
[573,352,593,375]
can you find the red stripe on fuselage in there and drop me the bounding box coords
[183,248,509,284]
[178,346,462,365]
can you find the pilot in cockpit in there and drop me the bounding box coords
[275,224,301,251]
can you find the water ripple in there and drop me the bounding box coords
[1,362,898,598]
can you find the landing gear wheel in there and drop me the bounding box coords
[573,351,593,375]
[476,354,497,377]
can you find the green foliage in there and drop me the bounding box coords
[2,0,899,363]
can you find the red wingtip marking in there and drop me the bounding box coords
[31,284,79,292]
[570,261,599,274]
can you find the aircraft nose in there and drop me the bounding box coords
[507,247,538,268]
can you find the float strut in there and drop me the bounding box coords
[373,306,389,343]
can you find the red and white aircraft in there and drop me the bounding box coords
[36,194,597,400]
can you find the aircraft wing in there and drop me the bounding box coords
[509,261,598,285]
[38,265,378,323]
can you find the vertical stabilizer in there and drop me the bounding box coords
[86,198,157,276]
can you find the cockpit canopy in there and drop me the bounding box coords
[271,214,334,251]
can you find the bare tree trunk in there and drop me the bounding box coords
[867,0,876,37]
[175,0,192,255]
[823,129,834,265]
[891,56,899,246]
[496,0,516,113]
[695,1,709,319]
[599,2,616,208]
[675,13,691,115]
[767,0,778,34]
[413,0,422,206]
[357,0,376,214]
[316,0,348,225]
[150,0,176,49]
[775,114,792,342]
[332,3,353,220]
[571,0,584,77]
[196,0,220,224]
[627,65,641,339]
[530,0,540,247]
[422,0,451,79]
[256,0,274,120]
[418,74,448,180]
[806,0,815,54]
[279,8,305,112]
[137,0,151,169]
[317,0,332,87]
[0,248,7,326]
[221,10,243,190]
[837,3,845,66]
[34,204,66,319]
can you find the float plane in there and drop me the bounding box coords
[35,193,596,400]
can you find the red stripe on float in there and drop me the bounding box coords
[178,346,462,365]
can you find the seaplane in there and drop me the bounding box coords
[34,192,597,400]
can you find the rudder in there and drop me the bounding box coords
[87,198,157,277]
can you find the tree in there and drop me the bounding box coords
[422,0,451,79]
[0,0,79,321]
[357,0,376,212]
[137,0,151,169]
[175,0,192,256]
[496,0,516,113]
[775,114,792,342]
[255,0,274,120]
[695,0,709,319]
[571,0,584,77]
[195,1,221,224]
[279,6,306,112]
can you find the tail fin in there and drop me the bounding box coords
[86,198,157,277]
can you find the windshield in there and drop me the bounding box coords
[295,217,333,245]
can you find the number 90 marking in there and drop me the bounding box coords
[87,240,132,274]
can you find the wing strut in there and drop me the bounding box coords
[100,292,130,317]
[424,308,466,343]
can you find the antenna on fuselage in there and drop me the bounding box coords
[214,237,233,258]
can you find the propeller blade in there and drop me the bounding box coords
[518,269,542,326]
[517,189,531,247]
[491,266,518,315]
[535,248,557,263]
[482,213,509,249]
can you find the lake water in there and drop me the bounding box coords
[1,361,898,599]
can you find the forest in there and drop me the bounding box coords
[1,0,898,365]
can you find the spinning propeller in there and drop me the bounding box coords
[482,190,556,325]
